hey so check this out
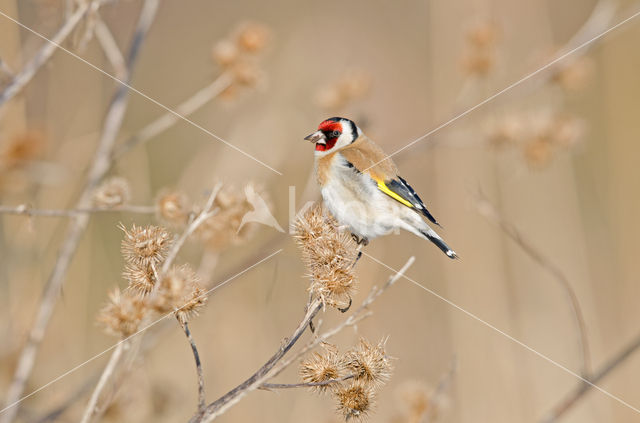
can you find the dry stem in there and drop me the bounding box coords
[541,331,640,422]
[0,2,159,421]
[474,191,591,376]
[260,375,355,390]
[192,256,415,422]
[0,204,156,217]
[78,341,126,423]
[181,321,206,413]
[0,0,106,107]
[112,73,233,159]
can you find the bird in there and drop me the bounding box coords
[304,117,458,259]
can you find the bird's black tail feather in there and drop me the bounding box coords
[420,229,459,260]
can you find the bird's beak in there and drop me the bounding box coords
[304,130,326,145]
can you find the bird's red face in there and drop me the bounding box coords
[304,118,349,152]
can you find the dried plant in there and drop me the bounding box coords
[156,189,191,227]
[344,337,392,387]
[119,223,171,270]
[315,69,373,111]
[293,203,359,310]
[97,288,147,338]
[460,21,500,77]
[299,343,345,392]
[92,176,131,208]
[334,380,375,421]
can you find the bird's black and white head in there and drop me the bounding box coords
[304,117,361,155]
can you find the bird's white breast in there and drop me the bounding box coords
[320,154,397,240]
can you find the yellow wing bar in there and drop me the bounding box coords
[376,179,414,208]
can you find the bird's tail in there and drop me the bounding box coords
[419,228,459,259]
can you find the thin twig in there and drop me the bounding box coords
[259,374,354,390]
[540,331,640,422]
[0,0,105,107]
[81,181,222,421]
[112,72,233,159]
[0,204,156,217]
[160,183,222,276]
[270,256,416,380]
[78,342,126,423]
[192,298,323,423]
[180,321,206,412]
[0,2,159,422]
[94,16,127,80]
[193,256,415,422]
[474,191,592,377]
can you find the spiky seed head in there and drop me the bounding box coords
[344,338,392,386]
[300,343,344,392]
[92,176,130,208]
[334,380,374,421]
[152,265,207,323]
[119,223,171,269]
[97,287,147,337]
[292,203,359,310]
[123,263,156,295]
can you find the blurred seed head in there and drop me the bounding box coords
[230,60,263,87]
[97,287,147,337]
[394,380,432,422]
[486,114,526,149]
[523,137,553,168]
[315,69,372,111]
[92,176,131,208]
[551,56,594,92]
[0,130,45,170]
[156,189,190,227]
[461,21,500,77]
[344,338,392,387]
[300,343,345,392]
[293,203,359,310]
[236,22,271,53]
[334,380,374,421]
[197,183,261,251]
[212,39,240,67]
[119,223,171,269]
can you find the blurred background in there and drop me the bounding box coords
[1,0,640,421]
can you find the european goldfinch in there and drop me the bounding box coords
[304,117,458,259]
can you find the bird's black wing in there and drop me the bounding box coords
[383,176,439,225]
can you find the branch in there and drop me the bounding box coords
[112,72,233,160]
[259,375,354,390]
[93,16,127,80]
[79,181,221,422]
[193,256,415,423]
[269,256,416,381]
[0,0,105,107]
[540,331,640,422]
[181,321,206,413]
[474,191,591,377]
[192,298,323,423]
[0,204,156,217]
[78,341,126,423]
[0,1,159,421]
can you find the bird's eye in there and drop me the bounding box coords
[331,130,341,138]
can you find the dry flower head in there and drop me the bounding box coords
[97,287,147,337]
[92,176,131,208]
[156,189,190,226]
[119,223,171,269]
[334,380,374,421]
[315,69,372,111]
[1,130,45,170]
[197,184,260,251]
[300,343,345,392]
[293,203,359,310]
[123,263,156,296]
[344,338,392,386]
[236,22,271,53]
[152,265,207,324]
